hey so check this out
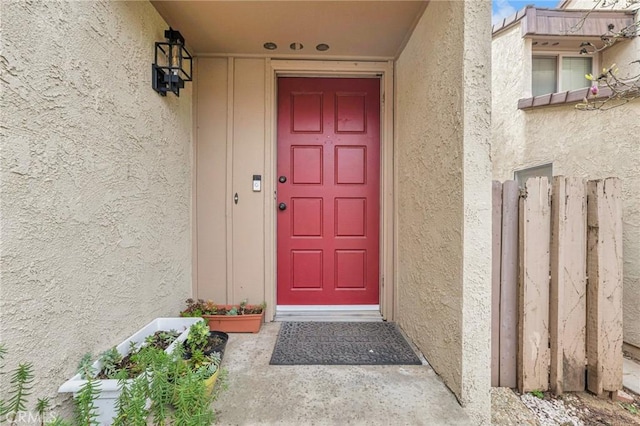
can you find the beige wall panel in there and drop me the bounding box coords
[396,0,492,422]
[232,58,266,305]
[492,22,640,350]
[196,58,229,301]
[0,1,192,401]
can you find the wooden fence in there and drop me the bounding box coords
[491,177,623,395]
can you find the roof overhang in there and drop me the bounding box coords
[493,6,636,39]
[151,1,428,60]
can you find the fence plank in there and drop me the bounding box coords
[500,180,519,388]
[587,178,624,395]
[518,177,551,392]
[492,181,503,387]
[550,177,587,394]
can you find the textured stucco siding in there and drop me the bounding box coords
[461,0,492,422]
[396,1,491,422]
[492,23,640,348]
[492,24,528,168]
[0,0,192,402]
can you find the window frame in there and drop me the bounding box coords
[532,51,598,96]
[514,163,553,189]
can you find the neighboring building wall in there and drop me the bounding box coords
[395,0,491,422]
[564,0,615,9]
[195,57,267,307]
[492,16,640,348]
[492,24,528,167]
[0,0,193,401]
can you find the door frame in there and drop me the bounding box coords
[264,60,395,321]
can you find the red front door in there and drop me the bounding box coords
[277,77,380,305]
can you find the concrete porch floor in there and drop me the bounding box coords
[211,322,469,425]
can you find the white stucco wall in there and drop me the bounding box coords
[492,25,528,166]
[492,17,640,348]
[0,0,192,403]
[396,1,492,422]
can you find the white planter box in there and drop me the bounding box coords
[58,317,203,426]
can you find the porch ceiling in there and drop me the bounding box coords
[151,1,427,59]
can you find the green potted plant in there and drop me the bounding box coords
[181,298,266,333]
[111,342,220,425]
[182,321,225,393]
[57,317,201,424]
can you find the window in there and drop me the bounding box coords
[532,55,593,97]
[514,163,553,189]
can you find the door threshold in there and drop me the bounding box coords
[275,305,383,322]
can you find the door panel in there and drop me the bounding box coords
[277,77,380,305]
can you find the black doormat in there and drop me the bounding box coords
[269,322,422,365]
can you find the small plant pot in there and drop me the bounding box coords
[203,309,265,333]
[204,368,221,396]
[207,331,228,359]
[183,331,229,361]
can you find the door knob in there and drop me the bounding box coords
[278,202,287,211]
[279,176,287,183]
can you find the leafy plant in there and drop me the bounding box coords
[113,375,149,426]
[181,298,265,317]
[186,321,210,354]
[145,349,174,424]
[619,402,639,415]
[172,369,215,426]
[5,362,35,425]
[239,299,248,315]
[46,418,73,426]
[98,347,122,379]
[181,298,206,317]
[77,353,95,380]
[36,397,51,426]
[530,389,544,399]
[111,344,218,426]
[0,346,97,426]
[193,354,221,381]
[144,330,180,350]
[0,343,7,367]
[0,345,60,426]
[74,378,101,426]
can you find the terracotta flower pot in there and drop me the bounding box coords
[202,307,265,333]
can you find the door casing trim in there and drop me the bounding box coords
[276,305,381,312]
[264,60,395,321]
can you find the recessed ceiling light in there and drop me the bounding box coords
[290,42,304,51]
[263,42,277,50]
[316,43,330,52]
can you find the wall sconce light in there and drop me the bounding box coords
[152,28,192,97]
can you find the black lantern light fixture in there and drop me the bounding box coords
[152,28,192,97]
